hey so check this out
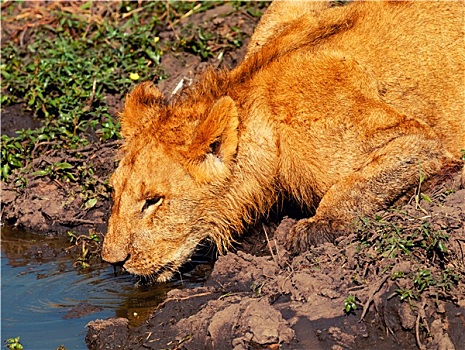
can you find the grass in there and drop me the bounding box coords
[344,294,358,314]
[356,214,450,260]
[67,230,103,269]
[1,1,163,181]
[355,209,460,303]
[1,1,268,187]
[4,336,23,350]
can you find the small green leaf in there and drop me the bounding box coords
[420,193,432,203]
[80,1,91,10]
[85,197,98,209]
[438,241,448,253]
[2,164,10,179]
[63,172,77,181]
[55,162,73,170]
[32,170,50,177]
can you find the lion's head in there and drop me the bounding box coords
[102,81,241,282]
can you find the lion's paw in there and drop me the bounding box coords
[286,217,345,253]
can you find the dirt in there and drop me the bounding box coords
[1,104,43,137]
[85,171,465,349]
[2,3,465,350]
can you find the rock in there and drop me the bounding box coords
[86,318,129,350]
[398,302,416,330]
[208,297,294,348]
[0,188,17,205]
[63,302,103,319]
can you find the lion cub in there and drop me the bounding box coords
[102,0,464,281]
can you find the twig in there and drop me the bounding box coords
[26,141,61,168]
[456,238,465,263]
[415,299,428,350]
[86,78,97,108]
[166,291,212,302]
[67,140,120,154]
[359,274,389,321]
[57,218,104,225]
[418,298,430,335]
[263,225,277,264]
[19,28,27,47]
[172,3,202,26]
[415,310,424,350]
[218,292,242,300]
[347,285,366,292]
[121,6,144,19]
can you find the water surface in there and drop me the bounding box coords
[1,226,210,349]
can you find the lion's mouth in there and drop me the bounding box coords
[123,239,216,284]
[123,259,178,284]
[134,264,177,285]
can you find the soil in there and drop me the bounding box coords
[85,173,465,350]
[2,3,464,350]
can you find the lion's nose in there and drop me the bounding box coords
[101,242,130,265]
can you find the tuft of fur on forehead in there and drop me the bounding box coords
[120,9,358,150]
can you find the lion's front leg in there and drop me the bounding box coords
[286,134,449,253]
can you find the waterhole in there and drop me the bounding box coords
[1,226,212,349]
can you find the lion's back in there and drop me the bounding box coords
[247,0,465,156]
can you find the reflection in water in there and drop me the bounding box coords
[1,226,212,349]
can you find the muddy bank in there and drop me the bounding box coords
[87,171,465,349]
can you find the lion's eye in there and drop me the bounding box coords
[142,196,164,213]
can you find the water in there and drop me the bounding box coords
[1,226,211,349]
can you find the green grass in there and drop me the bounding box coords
[5,336,23,350]
[1,2,163,181]
[356,213,460,303]
[357,216,449,260]
[1,1,268,183]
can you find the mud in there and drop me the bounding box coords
[2,2,464,349]
[86,173,465,349]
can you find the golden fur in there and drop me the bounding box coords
[102,0,464,281]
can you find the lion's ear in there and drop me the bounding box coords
[186,96,239,182]
[120,82,165,140]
